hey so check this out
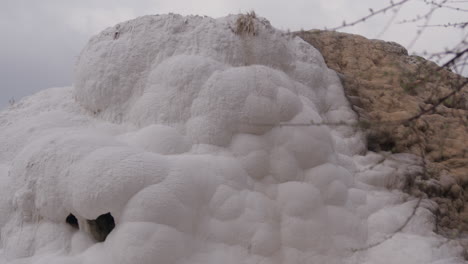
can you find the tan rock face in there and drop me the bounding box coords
[295,30,467,234]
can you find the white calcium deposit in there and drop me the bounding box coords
[0,14,465,264]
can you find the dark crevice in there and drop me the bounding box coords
[379,140,396,152]
[87,212,115,242]
[366,131,396,152]
[66,214,79,229]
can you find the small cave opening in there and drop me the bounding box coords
[87,212,115,242]
[66,213,79,229]
[366,131,396,152]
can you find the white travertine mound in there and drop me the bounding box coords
[0,14,464,264]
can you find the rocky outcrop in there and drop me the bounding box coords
[296,30,467,235]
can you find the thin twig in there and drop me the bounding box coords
[424,0,468,12]
[352,198,423,252]
[328,0,411,31]
[418,22,468,28]
[405,78,468,123]
[376,3,405,38]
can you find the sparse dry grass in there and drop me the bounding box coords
[234,11,258,36]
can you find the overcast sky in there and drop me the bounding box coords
[1,0,466,109]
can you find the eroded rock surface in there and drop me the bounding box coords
[296,30,467,235]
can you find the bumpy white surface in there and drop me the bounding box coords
[0,14,464,264]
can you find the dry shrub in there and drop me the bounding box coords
[234,11,258,36]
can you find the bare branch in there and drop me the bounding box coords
[376,3,405,38]
[440,47,468,68]
[423,0,468,12]
[351,198,423,252]
[328,0,411,31]
[418,22,468,28]
[405,78,468,123]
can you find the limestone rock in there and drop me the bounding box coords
[295,30,467,233]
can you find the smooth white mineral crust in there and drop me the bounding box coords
[0,14,465,264]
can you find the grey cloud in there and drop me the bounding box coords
[1,0,465,109]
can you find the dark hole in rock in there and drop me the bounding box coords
[66,213,79,229]
[379,140,396,152]
[366,131,396,152]
[87,212,115,242]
